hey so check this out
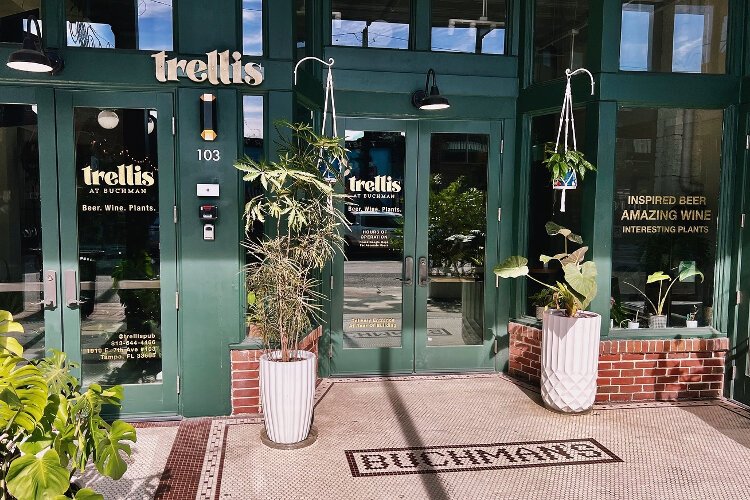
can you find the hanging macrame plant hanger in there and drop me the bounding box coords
[293,56,339,183]
[553,66,594,213]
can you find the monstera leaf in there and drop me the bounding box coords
[0,352,48,432]
[6,449,70,500]
[563,261,598,310]
[0,310,24,356]
[95,420,137,480]
[37,349,80,397]
[493,256,530,278]
[54,489,105,500]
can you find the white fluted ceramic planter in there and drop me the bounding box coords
[260,350,316,444]
[541,309,601,413]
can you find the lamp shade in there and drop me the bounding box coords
[6,48,54,73]
[419,86,451,110]
[97,110,120,130]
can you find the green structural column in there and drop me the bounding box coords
[583,101,617,335]
[178,88,241,417]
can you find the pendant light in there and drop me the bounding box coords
[411,69,450,111]
[97,110,120,130]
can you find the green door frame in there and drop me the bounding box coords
[415,120,500,373]
[732,111,750,405]
[330,118,501,375]
[54,90,178,417]
[330,118,419,375]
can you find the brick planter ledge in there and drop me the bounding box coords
[229,326,322,415]
[508,321,729,403]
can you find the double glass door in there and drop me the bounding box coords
[331,119,501,374]
[0,87,177,416]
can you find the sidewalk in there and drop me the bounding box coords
[82,374,750,499]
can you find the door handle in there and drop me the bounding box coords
[39,270,57,308]
[401,256,414,286]
[64,269,85,307]
[418,257,429,287]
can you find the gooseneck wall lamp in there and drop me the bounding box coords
[411,68,451,111]
[6,16,64,74]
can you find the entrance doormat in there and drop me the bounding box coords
[345,438,622,477]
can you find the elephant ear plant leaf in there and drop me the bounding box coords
[494,222,598,318]
[624,265,704,317]
[0,312,137,500]
[236,122,350,362]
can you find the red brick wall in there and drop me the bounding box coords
[230,326,322,415]
[508,322,729,403]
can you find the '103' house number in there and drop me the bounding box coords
[198,149,221,161]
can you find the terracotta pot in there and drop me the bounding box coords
[260,350,316,444]
[541,309,601,413]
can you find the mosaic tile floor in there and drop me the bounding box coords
[81,375,750,499]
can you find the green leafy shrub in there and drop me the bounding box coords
[0,311,136,500]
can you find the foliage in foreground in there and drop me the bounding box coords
[0,311,136,500]
[236,122,349,361]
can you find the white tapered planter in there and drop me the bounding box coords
[541,309,601,413]
[260,350,316,444]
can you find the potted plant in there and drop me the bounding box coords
[235,122,348,445]
[495,223,600,413]
[530,288,557,320]
[623,264,703,329]
[686,306,699,328]
[542,142,596,188]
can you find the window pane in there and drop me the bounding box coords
[612,108,723,328]
[74,107,162,385]
[526,111,586,317]
[243,96,264,260]
[0,1,41,43]
[332,1,410,49]
[431,0,506,54]
[534,0,589,82]
[619,1,728,74]
[296,0,307,60]
[427,134,488,346]
[343,130,406,348]
[243,0,263,56]
[0,104,44,359]
[66,0,172,50]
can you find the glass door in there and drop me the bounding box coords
[55,91,177,416]
[330,119,500,375]
[415,121,499,372]
[0,87,62,359]
[331,119,418,374]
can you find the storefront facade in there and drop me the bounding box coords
[0,0,748,418]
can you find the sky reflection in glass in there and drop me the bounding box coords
[243,0,263,56]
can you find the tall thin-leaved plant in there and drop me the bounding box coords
[235,122,348,362]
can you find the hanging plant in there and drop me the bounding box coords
[546,68,597,212]
[542,143,596,186]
